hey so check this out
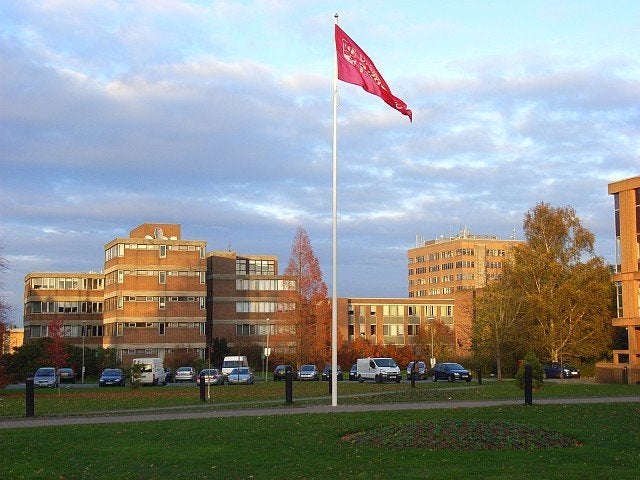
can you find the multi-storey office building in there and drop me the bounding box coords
[207,251,297,357]
[602,176,640,383]
[407,228,523,299]
[102,224,207,364]
[336,297,466,357]
[23,272,105,352]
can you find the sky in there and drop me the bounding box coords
[1,1,639,327]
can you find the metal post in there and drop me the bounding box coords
[200,376,206,402]
[410,359,417,388]
[524,363,533,405]
[26,375,35,418]
[265,319,270,383]
[477,368,482,385]
[285,367,293,404]
[81,321,86,384]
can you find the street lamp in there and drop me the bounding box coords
[81,321,86,384]
[427,317,435,368]
[264,318,271,382]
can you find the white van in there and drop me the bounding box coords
[132,357,167,386]
[356,357,402,383]
[222,356,249,378]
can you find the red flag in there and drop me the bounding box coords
[335,24,412,122]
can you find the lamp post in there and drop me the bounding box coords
[264,318,270,382]
[428,317,435,368]
[81,321,86,384]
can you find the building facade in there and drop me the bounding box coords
[207,251,297,358]
[407,228,523,299]
[336,297,466,357]
[102,224,207,364]
[607,176,640,377]
[23,272,105,352]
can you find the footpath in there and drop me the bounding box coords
[2,395,639,430]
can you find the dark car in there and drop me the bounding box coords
[321,365,343,381]
[273,365,296,381]
[99,368,126,387]
[431,362,472,382]
[544,363,580,379]
[58,367,76,384]
[349,364,357,381]
[406,361,428,381]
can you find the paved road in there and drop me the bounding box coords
[2,395,639,430]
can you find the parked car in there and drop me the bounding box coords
[227,367,255,385]
[99,368,127,387]
[297,364,320,381]
[273,365,295,381]
[33,367,58,388]
[58,367,76,384]
[197,368,225,386]
[406,361,428,381]
[174,366,197,383]
[544,363,581,379]
[349,364,358,381]
[431,362,472,382]
[321,365,343,381]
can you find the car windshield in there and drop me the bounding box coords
[36,368,55,376]
[177,367,191,372]
[230,368,248,375]
[103,369,119,375]
[446,363,465,370]
[374,358,397,368]
[301,365,314,372]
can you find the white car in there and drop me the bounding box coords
[227,367,254,385]
[174,366,197,383]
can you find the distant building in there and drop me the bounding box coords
[599,176,640,383]
[407,228,523,298]
[2,327,23,354]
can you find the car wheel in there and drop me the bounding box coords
[448,374,454,382]
[358,374,363,383]
[466,377,472,382]
[432,374,437,382]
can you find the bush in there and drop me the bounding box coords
[515,352,544,389]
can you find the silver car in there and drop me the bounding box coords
[33,367,58,388]
[227,367,254,385]
[174,366,197,383]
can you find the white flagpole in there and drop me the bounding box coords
[331,13,339,407]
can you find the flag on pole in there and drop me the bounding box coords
[335,24,412,121]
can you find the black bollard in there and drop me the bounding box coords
[199,377,206,402]
[477,368,482,385]
[524,363,533,405]
[410,359,417,388]
[285,367,293,404]
[26,376,35,418]
[622,366,628,385]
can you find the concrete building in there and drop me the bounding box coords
[599,176,640,383]
[102,224,207,364]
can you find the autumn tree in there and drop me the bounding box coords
[472,272,525,380]
[476,203,612,367]
[284,227,331,367]
[45,317,69,371]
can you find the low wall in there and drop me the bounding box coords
[596,362,640,384]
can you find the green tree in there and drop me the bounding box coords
[515,351,544,389]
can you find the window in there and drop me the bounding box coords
[159,245,166,258]
[159,271,166,284]
[159,297,166,310]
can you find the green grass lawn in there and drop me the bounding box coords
[2,380,640,479]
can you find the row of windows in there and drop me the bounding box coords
[27,324,103,338]
[105,243,205,262]
[235,279,296,291]
[349,305,453,317]
[235,302,295,313]
[235,259,275,276]
[29,301,103,314]
[104,322,206,336]
[234,324,281,336]
[410,248,507,264]
[410,261,503,276]
[30,277,104,290]
[105,269,206,286]
[104,296,206,311]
